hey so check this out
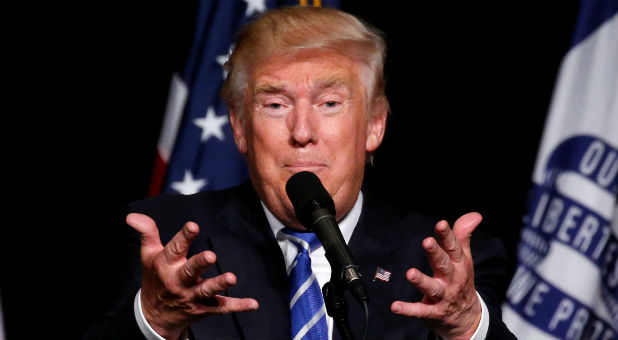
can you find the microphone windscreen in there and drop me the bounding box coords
[285,171,336,226]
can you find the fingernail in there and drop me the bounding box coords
[205,251,216,263]
[423,238,436,249]
[391,302,401,312]
[186,222,198,234]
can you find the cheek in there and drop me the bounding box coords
[247,120,287,161]
[326,120,368,162]
[347,118,370,150]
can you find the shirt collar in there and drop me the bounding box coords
[262,191,363,245]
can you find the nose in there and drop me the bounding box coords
[288,102,318,147]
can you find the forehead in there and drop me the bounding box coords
[250,51,366,94]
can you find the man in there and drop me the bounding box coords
[83,6,515,340]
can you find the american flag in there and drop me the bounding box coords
[149,0,341,196]
[374,267,391,282]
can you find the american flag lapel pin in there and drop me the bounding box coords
[373,266,391,282]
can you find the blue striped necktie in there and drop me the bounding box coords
[280,228,328,340]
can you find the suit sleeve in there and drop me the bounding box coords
[471,231,517,340]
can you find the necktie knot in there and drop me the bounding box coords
[279,228,328,340]
[280,228,322,254]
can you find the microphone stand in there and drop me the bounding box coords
[322,281,356,340]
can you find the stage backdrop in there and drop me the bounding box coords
[0,1,584,340]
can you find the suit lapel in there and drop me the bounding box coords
[192,183,291,339]
[187,183,425,339]
[335,194,409,340]
[200,186,409,340]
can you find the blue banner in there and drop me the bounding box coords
[502,1,618,339]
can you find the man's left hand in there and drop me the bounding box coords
[391,212,483,340]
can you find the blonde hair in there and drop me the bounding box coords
[220,5,389,117]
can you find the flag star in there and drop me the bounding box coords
[216,45,234,79]
[194,107,228,142]
[243,0,266,17]
[171,170,207,195]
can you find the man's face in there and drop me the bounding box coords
[230,50,387,229]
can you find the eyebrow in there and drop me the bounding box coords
[316,75,350,90]
[254,82,285,95]
[253,75,352,96]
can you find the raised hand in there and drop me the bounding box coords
[126,213,259,340]
[391,212,483,340]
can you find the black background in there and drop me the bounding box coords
[2,1,581,339]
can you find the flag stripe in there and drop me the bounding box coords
[147,152,168,197]
[158,73,188,163]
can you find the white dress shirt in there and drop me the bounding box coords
[134,191,489,340]
[264,193,363,340]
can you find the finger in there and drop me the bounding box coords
[435,220,464,263]
[452,212,482,251]
[161,221,199,264]
[391,300,441,320]
[406,268,445,301]
[126,213,163,258]
[422,236,454,278]
[193,272,237,300]
[179,250,217,285]
[197,295,259,315]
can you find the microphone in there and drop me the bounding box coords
[285,171,369,303]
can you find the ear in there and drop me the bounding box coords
[366,97,388,152]
[229,107,248,154]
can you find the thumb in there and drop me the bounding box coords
[452,212,482,250]
[126,213,163,257]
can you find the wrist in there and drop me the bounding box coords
[136,289,188,340]
[439,294,482,340]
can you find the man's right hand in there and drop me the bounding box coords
[126,213,259,340]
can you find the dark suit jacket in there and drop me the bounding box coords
[82,180,516,340]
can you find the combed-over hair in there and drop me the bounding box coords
[220,5,388,116]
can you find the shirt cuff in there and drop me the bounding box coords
[134,289,168,340]
[469,291,489,340]
[441,291,489,340]
[133,289,488,340]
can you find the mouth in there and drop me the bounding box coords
[284,162,327,173]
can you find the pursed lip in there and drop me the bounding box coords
[284,162,327,172]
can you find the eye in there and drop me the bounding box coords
[318,99,343,115]
[259,98,290,118]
